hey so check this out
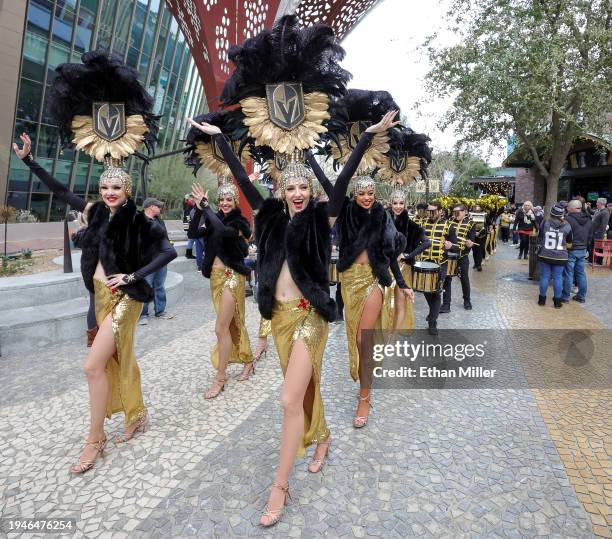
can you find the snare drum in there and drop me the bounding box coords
[410,261,441,293]
[329,255,339,284]
[446,253,459,277]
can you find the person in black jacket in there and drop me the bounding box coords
[187,110,404,525]
[13,133,177,474]
[562,199,592,303]
[190,180,254,393]
[441,204,476,312]
[515,201,538,259]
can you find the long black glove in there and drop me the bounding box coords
[23,155,87,212]
[212,134,264,210]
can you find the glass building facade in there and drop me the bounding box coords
[7,0,207,221]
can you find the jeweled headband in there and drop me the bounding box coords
[390,188,406,203]
[280,163,314,197]
[217,176,239,203]
[99,156,132,197]
[352,175,376,195]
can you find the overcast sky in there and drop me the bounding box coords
[341,0,507,167]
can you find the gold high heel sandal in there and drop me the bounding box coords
[114,413,147,444]
[353,395,373,428]
[204,376,227,399]
[70,437,107,474]
[308,438,331,473]
[235,362,255,382]
[260,482,291,527]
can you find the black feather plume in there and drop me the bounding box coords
[47,49,158,153]
[221,15,351,106]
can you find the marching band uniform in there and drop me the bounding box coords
[419,215,458,334]
[441,215,475,311]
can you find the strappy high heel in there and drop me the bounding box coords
[204,376,227,399]
[308,438,331,473]
[70,437,107,474]
[260,482,291,527]
[236,362,255,382]
[353,394,373,428]
[253,342,268,364]
[114,413,147,444]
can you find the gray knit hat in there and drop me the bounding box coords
[550,204,565,218]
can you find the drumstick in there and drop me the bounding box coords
[429,238,482,247]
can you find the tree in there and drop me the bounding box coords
[426,0,611,212]
[428,151,490,198]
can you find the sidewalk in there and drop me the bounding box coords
[0,246,610,537]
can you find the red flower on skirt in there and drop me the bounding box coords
[298,298,310,310]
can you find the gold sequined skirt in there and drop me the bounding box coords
[381,260,415,332]
[339,263,386,382]
[271,298,330,458]
[94,279,146,426]
[258,317,272,338]
[210,267,253,367]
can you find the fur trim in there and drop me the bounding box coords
[79,199,166,302]
[255,198,336,322]
[390,210,425,254]
[337,200,404,287]
[202,208,251,278]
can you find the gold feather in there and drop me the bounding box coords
[71,114,148,162]
[194,142,249,177]
[240,92,330,154]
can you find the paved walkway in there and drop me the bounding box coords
[0,245,610,538]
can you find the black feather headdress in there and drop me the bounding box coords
[377,125,432,185]
[47,49,158,162]
[219,15,351,158]
[184,110,251,177]
[323,89,400,170]
[221,15,350,106]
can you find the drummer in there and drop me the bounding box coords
[419,201,458,335]
[414,202,428,226]
[441,204,475,313]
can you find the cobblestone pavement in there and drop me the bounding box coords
[0,247,610,538]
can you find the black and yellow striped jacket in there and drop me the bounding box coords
[448,218,476,258]
[419,218,456,264]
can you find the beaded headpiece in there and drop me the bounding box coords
[352,167,376,196]
[217,176,239,203]
[99,156,132,197]
[278,150,315,198]
[390,188,406,203]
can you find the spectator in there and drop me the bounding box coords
[607,202,612,237]
[499,208,512,244]
[591,197,610,264]
[537,204,573,308]
[515,201,537,259]
[562,199,591,304]
[183,194,197,259]
[187,203,205,271]
[139,198,174,325]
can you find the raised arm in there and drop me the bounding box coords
[304,151,334,198]
[14,134,87,212]
[328,110,400,218]
[186,118,264,210]
[191,182,246,238]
